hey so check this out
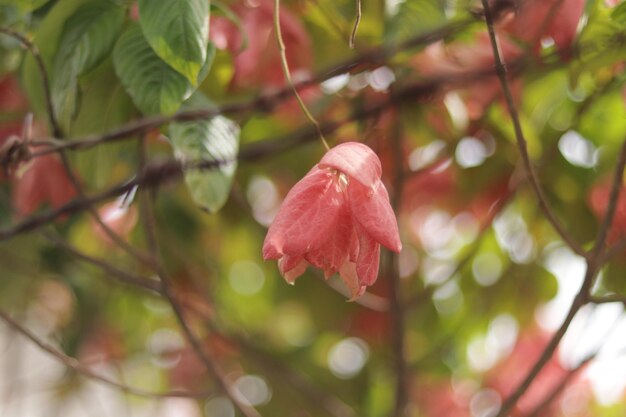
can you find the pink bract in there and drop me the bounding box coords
[263,142,402,299]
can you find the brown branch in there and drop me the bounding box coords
[480,0,585,258]
[24,15,487,161]
[591,139,626,259]
[481,2,626,416]
[388,114,408,417]
[0,27,61,138]
[588,294,626,306]
[0,68,518,242]
[491,140,626,417]
[523,353,593,417]
[349,0,362,49]
[136,151,262,417]
[0,307,216,399]
[495,291,585,417]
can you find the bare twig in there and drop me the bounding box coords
[588,294,626,306]
[491,135,626,416]
[482,0,626,414]
[523,353,593,417]
[388,114,408,417]
[349,0,362,49]
[1,68,524,242]
[591,139,626,260]
[0,28,61,137]
[274,0,329,150]
[0,308,216,399]
[480,0,585,258]
[136,142,262,417]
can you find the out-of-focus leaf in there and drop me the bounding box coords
[610,0,626,25]
[137,0,209,85]
[113,25,192,115]
[169,94,240,213]
[0,0,49,11]
[385,0,446,43]
[51,0,125,129]
[570,4,626,86]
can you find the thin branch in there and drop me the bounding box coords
[494,290,585,417]
[349,0,362,49]
[25,17,484,160]
[388,114,408,417]
[0,68,516,241]
[493,136,626,417]
[136,147,262,417]
[480,0,586,258]
[274,0,329,150]
[0,308,216,399]
[479,2,626,416]
[523,309,625,417]
[523,353,593,417]
[40,230,162,293]
[591,139,626,260]
[0,28,61,138]
[588,294,626,306]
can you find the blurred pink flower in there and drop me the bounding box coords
[263,142,402,298]
[210,0,312,90]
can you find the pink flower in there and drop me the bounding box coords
[263,142,402,299]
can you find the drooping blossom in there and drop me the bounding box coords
[262,142,402,298]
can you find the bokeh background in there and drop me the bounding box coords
[0,0,626,416]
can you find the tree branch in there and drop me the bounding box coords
[588,294,626,306]
[136,147,262,417]
[480,0,586,258]
[388,113,408,417]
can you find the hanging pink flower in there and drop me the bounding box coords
[263,142,402,299]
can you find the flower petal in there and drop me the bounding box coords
[319,142,382,188]
[349,179,402,253]
[304,195,353,277]
[279,255,308,283]
[355,225,381,287]
[263,166,346,259]
[339,261,366,300]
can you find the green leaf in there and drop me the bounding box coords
[570,4,626,87]
[169,94,240,213]
[138,0,210,85]
[611,0,626,25]
[384,0,446,43]
[0,0,50,11]
[51,0,125,130]
[113,25,193,115]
